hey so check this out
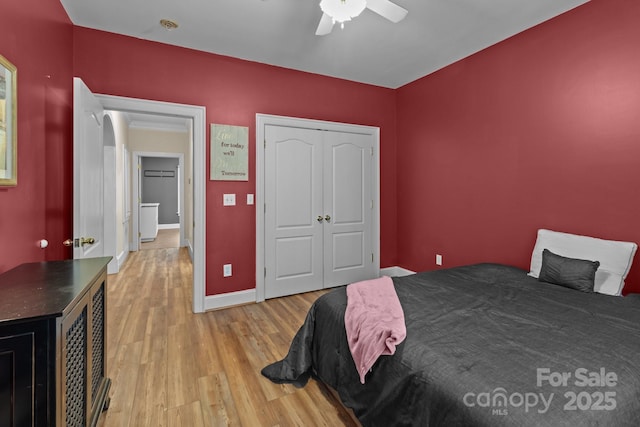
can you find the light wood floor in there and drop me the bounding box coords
[140,229,180,250]
[98,247,358,427]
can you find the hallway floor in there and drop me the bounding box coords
[140,229,180,250]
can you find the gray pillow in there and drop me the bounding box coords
[538,249,600,292]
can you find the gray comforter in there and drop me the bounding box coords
[262,263,640,426]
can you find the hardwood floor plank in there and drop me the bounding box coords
[167,286,189,326]
[140,305,168,365]
[211,320,277,425]
[190,314,225,377]
[167,401,205,427]
[198,373,241,427]
[129,360,168,427]
[119,303,150,345]
[99,341,143,427]
[141,229,180,251]
[105,302,132,362]
[167,323,201,408]
[278,391,326,426]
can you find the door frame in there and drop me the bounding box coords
[255,113,380,302]
[133,152,185,251]
[103,114,118,273]
[97,94,207,313]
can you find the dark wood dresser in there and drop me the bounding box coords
[0,257,112,427]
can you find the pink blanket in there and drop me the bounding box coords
[345,276,406,384]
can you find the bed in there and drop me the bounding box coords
[262,230,640,426]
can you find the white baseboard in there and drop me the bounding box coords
[107,258,119,275]
[108,248,129,275]
[205,289,256,311]
[380,266,415,277]
[158,223,180,230]
[202,267,414,311]
[119,247,129,267]
[186,240,194,261]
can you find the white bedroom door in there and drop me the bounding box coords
[70,78,104,259]
[264,125,375,299]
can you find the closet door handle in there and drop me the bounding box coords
[324,215,331,222]
[317,215,324,223]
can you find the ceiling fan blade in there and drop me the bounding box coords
[366,0,408,23]
[315,12,335,36]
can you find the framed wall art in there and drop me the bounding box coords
[0,54,17,186]
[210,124,248,181]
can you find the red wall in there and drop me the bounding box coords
[4,0,639,296]
[396,0,640,293]
[0,0,74,273]
[72,28,398,295]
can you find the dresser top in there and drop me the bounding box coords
[0,257,111,324]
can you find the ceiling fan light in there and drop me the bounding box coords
[319,0,367,24]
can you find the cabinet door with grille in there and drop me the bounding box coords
[59,275,109,427]
[60,297,89,427]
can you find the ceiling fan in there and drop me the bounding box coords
[316,0,408,36]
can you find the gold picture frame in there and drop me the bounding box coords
[0,54,17,186]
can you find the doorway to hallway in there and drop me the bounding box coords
[98,93,207,313]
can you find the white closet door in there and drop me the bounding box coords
[264,124,376,299]
[265,125,324,299]
[323,131,375,288]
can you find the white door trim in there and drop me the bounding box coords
[104,146,117,272]
[256,113,380,303]
[97,94,207,313]
[133,152,185,251]
[103,113,122,274]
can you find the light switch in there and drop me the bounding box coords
[223,194,236,206]
[223,264,232,277]
[247,194,254,205]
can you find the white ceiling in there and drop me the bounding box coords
[60,0,589,89]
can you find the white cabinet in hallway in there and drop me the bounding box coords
[140,202,160,242]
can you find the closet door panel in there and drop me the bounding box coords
[332,232,365,270]
[323,132,375,288]
[333,144,364,224]
[265,125,324,299]
[275,236,314,278]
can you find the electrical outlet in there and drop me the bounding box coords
[223,264,232,277]
[247,194,254,205]
[436,254,443,266]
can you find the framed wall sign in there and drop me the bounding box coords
[210,124,248,181]
[0,54,17,186]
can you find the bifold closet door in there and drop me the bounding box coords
[264,125,375,299]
